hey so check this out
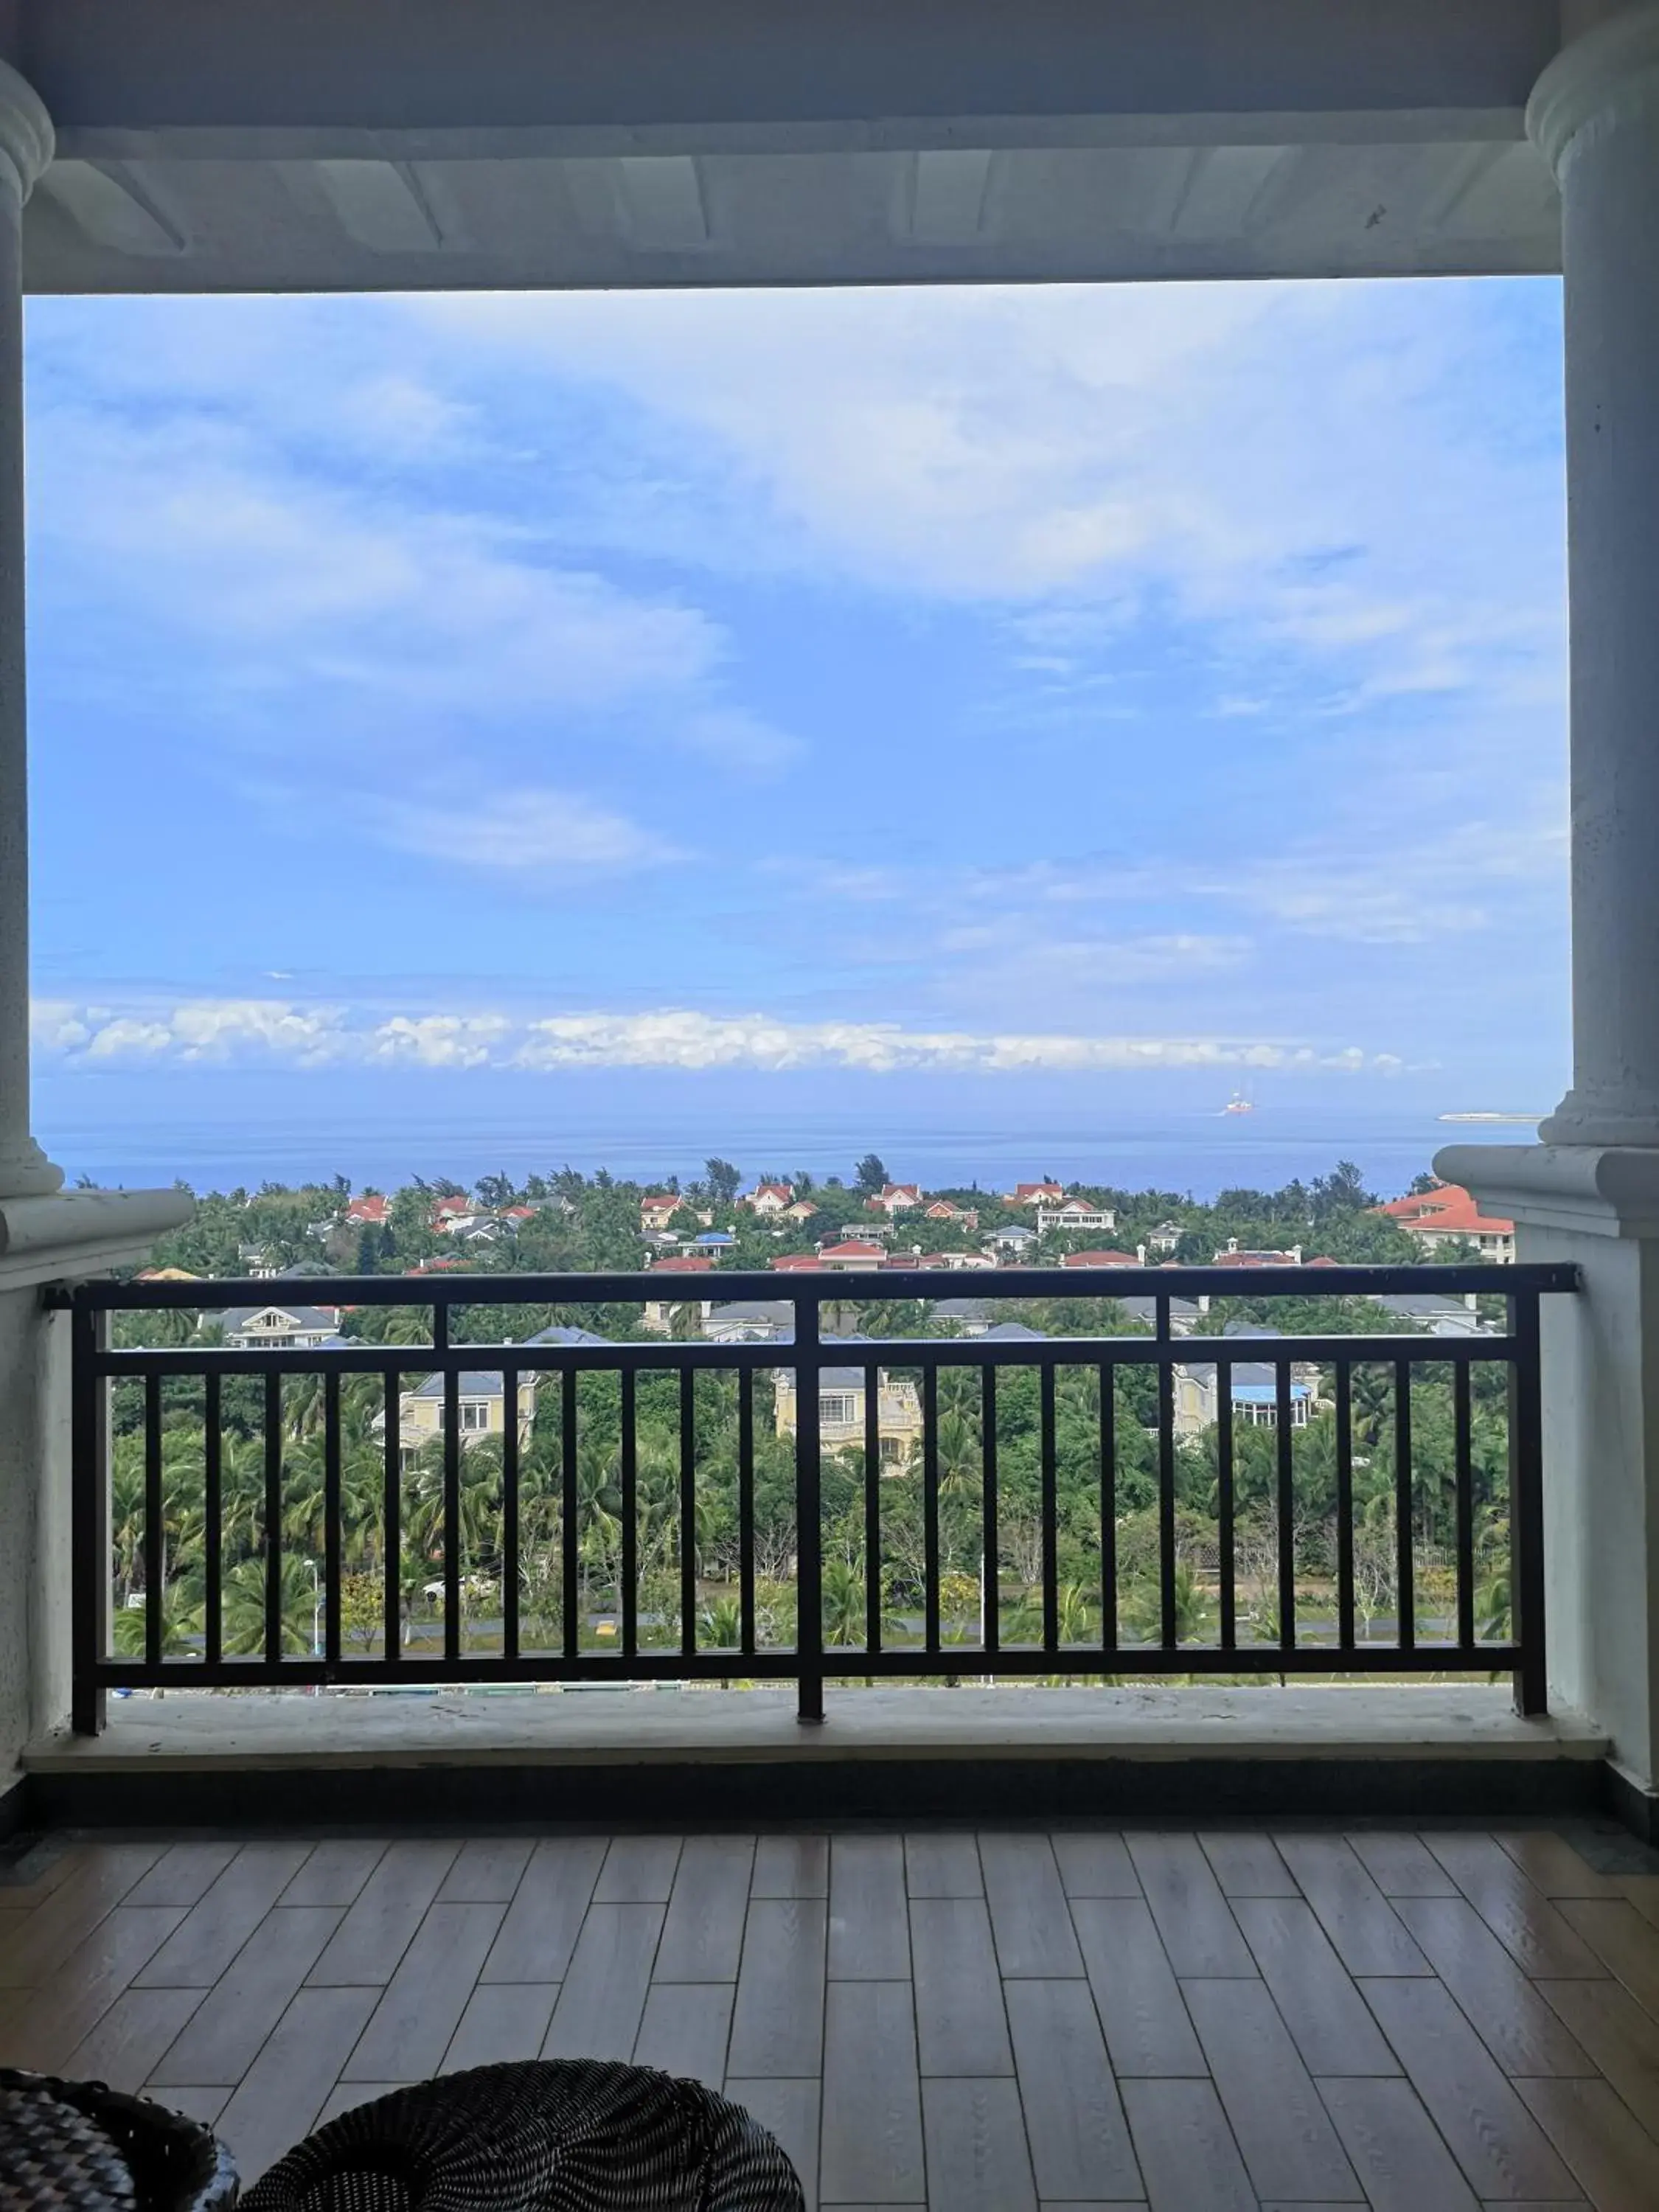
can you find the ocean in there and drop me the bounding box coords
[35,1088,1540,1203]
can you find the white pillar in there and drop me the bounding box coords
[0,61,56,1200]
[1444,5,1659,1829]
[1534,4,1659,1148]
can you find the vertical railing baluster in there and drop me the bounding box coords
[681,1367,698,1660]
[1395,1358,1415,1653]
[71,1303,110,1734]
[264,1371,282,1669]
[621,1370,638,1660]
[1041,1363,1059,1652]
[144,1372,163,1671]
[442,1366,461,1667]
[1098,1364,1116,1655]
[1276,1364,1295,1654]
[865,1361,883,1656]
[795,1296,824,1724]
[560,1368,579,1659]
[983,1366,999,1659]
[739,1368,756,1659]
[923,1364,941,1658]
[1454,1358,1475,1653]
[501,1363,520,1666]
[1509,1291,1548,1715]
[1156,1298,1176,1654]
[204,1371,223,1672]
[1335,1360,1355,1652]
[323,1372,341,1669]
[1217,1357,1235,1650]
[383,1364,401,1663]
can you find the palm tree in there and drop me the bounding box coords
[111,1587,203,1659]
[220,1556,319,1658]
[701,1594,744,1649]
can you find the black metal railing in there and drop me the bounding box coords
[61,1262,1576,1731]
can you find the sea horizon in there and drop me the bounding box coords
[35,1095,1542,1205]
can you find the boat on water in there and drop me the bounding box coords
[1436,1112,1543,1124]
[1222,1091,1256,1116]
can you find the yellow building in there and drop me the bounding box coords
[773,1361,923,1471]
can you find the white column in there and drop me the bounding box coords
[1534,4,1659,1147]
[0,61,55,1200]
[1444,6,1659,1828]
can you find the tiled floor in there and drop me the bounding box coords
[3,1823,1659,2209]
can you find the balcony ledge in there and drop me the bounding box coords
[18,1686,1617,1832]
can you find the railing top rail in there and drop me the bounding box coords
[63,1259,1579,1310]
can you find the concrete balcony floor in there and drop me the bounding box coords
[3,1814,1659,2205]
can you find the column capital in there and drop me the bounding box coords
[0,59,50,207]
[1529,4,1659,181]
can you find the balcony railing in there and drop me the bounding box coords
[61,1262,1576,1731]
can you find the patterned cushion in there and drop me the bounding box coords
[240,2060,805,2212]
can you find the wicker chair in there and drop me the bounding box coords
[240,2059,805,2212]
[0,2068,237,2212]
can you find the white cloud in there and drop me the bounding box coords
[364,787,685,874]
[32,994,1402,1079]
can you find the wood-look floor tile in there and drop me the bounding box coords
[1183,1977,1362,2203]
[435,1838,534,1903]
[1317,2078,1480,2212]
[1556,1897,1659,2014]
[1392,1896,1596,2078]
[0,1845,165,1989]
[594,1835,682,1904]
[820,1980,925,2206]
[1492,1830,1624,1899]
[727,1898,827,2079]
[910,1898,1013,2076]
[143,2085,231,2129]
[1069,1898,1204,2078]
[1231,1895,1400,2076]
[135,1843,312,1989]
[922,2077,1037,2212]
[751,1835,827,1899]
[64,1986,204,2093]
[726,2080,818,2212]
[278,1841,386,1909]
[903,1832,982,1897]
[342,1899,505,2080]
[188,1985,380,2188]
[307,1840,459,1987]
[480,1836,607,1984]
[0,1907,187,2070]
[124,1843,239,1910]
[1360,1975,1579,2202]
[442,1982,559,2071]
[654,1835,754,1981]
[1517,2076,1659,2212]
[1127,1833,1256,1976]
[541,1902,664,2062]
[979,1833,1082,1978]
[1621,1875,1659,1932]
[1276,1835,1432,1977]
[1537,1976,1659,2130]
[1119,2078,1256,2212]
[1346,1833,1461,1896]
[1050,1832,1140,1898]
[1198,1831,1297,1896]
[1427,1836,1606,1979]
[313,2081,408,2129]
[633,1981,734,2088]
[828,1836,909,1979]
[150,1907,344,2086]
[1004,1978,1141,2204]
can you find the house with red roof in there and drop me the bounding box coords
[1061,1248,1142,1268]
[815,1238,889,1270]
[344,1192,389,1228]
[771,1253,824,1271]
[925,1200,979,1229]
[1007,1181,1066,1208]
[1376,1183,1515,1262]
[865,1183,922,1216]
[742,1181,795,1214]
[640,1192,686,1228]
[649,1253,715,1273]
[1214,1239,1304,1267]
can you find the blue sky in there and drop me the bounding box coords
[22,278,1570,1175]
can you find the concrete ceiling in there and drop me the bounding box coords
[15,0,1568,293]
